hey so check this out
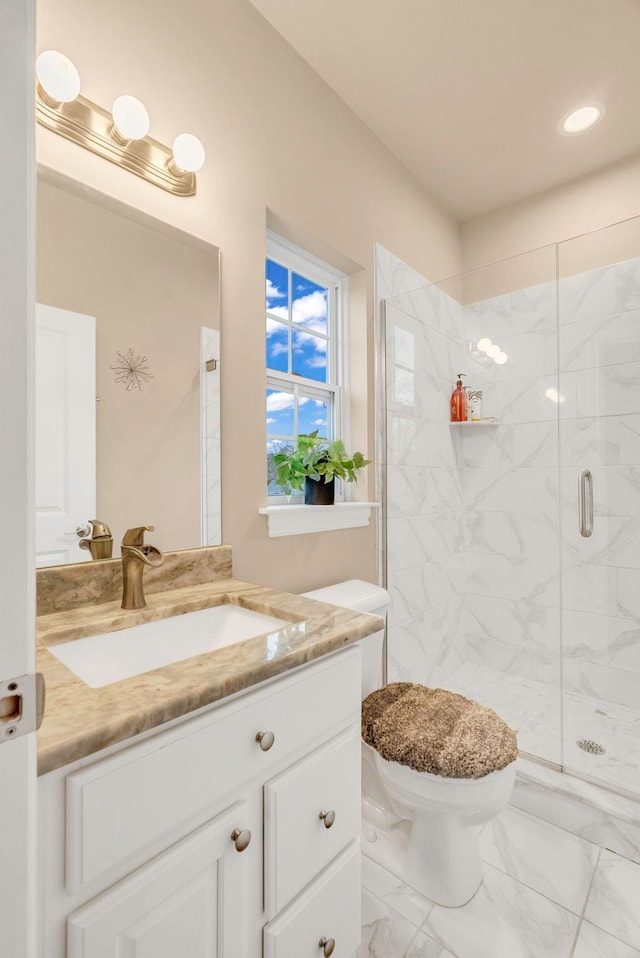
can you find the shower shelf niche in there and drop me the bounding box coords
[450,420,499,428]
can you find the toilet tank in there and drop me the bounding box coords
[300,579,391,697]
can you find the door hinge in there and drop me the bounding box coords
[0,673,46,742]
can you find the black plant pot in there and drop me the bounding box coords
[304,476,335,505]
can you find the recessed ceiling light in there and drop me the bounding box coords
[559,105,604,136]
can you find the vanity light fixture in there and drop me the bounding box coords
[35,50,205,196]
[472,338,508,366]
[559,105,604,136]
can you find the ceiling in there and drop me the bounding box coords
[247,0,640,221]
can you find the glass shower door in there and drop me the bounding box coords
[558,217,640,799]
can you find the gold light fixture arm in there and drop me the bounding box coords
[36,85,196,197]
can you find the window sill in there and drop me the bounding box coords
[259,502,379,538]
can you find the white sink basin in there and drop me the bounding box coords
[49,605,290,688]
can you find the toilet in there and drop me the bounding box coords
[301,579,517,908]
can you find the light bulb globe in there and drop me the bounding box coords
[494,351,508,365]
[487,344,501,358]
[112,95,150,141]
[477,337,492,353]
[172,133,205,173]
[36,50,81,103]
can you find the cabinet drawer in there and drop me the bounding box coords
[264,843,361,958]
[265,728,361,916]
[66,648,360,892]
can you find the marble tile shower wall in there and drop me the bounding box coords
[377,246,640,765]
[460,280,563,764]
[376,246,467,687]
[557,258,640,717]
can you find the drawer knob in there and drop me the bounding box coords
[255,730,275,751]
[319,937,335,957]
[319,809,336,829]
[231,828,251,852]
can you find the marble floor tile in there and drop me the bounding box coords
[573,921,640,958]
[479,806,599,913]
[403,931,457,957]
[423,864,579,958]
[584,851,640,950]
[360,889,430,958]
[362,855,435,930]
[601,815,640,866]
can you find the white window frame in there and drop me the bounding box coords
[266,231,350,504]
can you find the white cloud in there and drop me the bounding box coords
[306,355,327,368]
[292,290,327,332]
[266,392,309,412]
[266,417,276,424]
[266,278,286,301]
[312,418,327,426]
[293,328,327,355]
[266,391,294,412]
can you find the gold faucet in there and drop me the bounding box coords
[79,519,113,560]
[121,526,164,610]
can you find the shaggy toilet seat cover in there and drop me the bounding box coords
[362,683,518,779]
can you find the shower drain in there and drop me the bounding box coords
[576,739,606,755]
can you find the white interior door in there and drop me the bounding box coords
[35,304,96,567]
[0,0,37,954]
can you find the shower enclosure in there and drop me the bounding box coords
[376,215,640,802]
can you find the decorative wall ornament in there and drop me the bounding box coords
[111,348,153,391]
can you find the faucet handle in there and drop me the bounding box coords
[88,519,112,539]
[122,525,155,547]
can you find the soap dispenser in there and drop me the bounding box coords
[450,374,468,422]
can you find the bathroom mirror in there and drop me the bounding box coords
[35,168,221,567]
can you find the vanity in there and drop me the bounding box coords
[36,546,382,958]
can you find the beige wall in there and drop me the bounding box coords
[462,153,640,275]
[36,176,219,553]
[36,0,461,592]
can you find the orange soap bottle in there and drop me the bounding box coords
[450,373,468,422]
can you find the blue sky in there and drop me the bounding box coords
[266,388,328,437]
[266,259,328,383]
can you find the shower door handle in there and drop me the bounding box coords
[579,469,593,538]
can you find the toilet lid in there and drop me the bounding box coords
[362,683,518,780]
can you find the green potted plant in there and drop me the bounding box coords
[272,431,371,505]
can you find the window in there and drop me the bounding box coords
[265,233,348,500]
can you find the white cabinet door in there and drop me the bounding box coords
[265,729,361,916]
[67,804,250,958]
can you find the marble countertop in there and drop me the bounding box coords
[36,577,382,775]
